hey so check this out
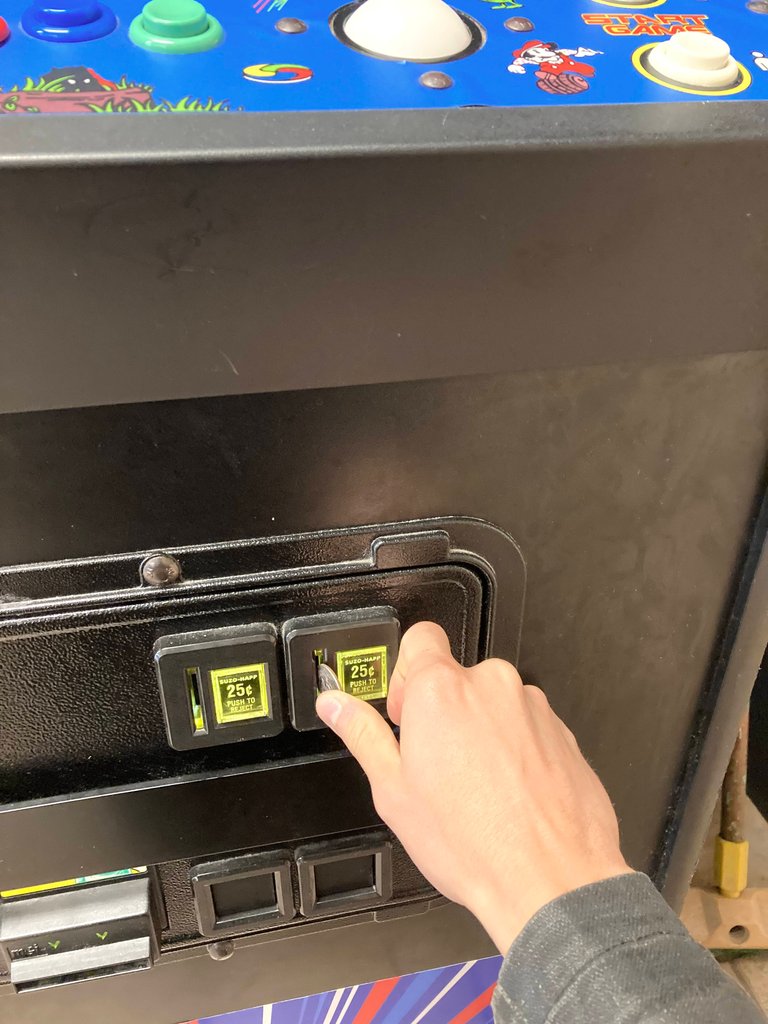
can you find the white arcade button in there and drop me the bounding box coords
[648,31,739,88]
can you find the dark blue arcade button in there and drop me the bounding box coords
[21,1,117,42]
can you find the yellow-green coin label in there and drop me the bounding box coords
[210,664,270,724]
[336,646,388,701]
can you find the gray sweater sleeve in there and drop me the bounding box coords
[492,873,765,1024]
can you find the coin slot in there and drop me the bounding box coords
[313,647,328,684]
[186,668,207,736]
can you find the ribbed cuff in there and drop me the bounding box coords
[492,873,685,1024]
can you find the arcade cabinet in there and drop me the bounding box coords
[0,0,767,1020]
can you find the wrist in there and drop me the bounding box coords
[468,860,634,954]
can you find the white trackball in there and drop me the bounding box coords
[344,0,473,61]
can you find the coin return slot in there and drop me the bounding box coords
[314,855,376,900]
[296,835,393,918]
[212,873,278,922]
[190,852,294,937]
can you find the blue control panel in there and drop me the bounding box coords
[0,0,767,114]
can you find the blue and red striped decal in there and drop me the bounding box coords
[190,957,501,1024]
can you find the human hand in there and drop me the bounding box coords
[315,621,631,953]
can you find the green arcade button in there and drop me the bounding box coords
[130,0,224,54]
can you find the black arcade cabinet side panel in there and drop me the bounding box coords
[0,360,766,1023]
[1,136,768,415]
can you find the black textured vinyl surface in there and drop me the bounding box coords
[2,142,768,415]
[0,566,482,802]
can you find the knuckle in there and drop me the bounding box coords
[399,622,453,670]
[410,654,462,691]
[402,621,449,649]
[482,658,524,688]
[524,684,551,709]
[560,722,580,749]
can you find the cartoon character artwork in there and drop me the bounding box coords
[480,0,523,11]
[253,0,289,12]
[0,66,150,112]
[508,40,604,94]
[0,66,234,114]
[38,66,121,93]
[242,63,314,83]
[752,50,768,71]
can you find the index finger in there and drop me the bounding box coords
[387,621,454,725]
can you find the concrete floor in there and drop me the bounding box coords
[720,954,768,1012]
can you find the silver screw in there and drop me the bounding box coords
[207,940,235,961]
[419,71,454,90]
[140,553,182,588]
[276,17,308,33]
[504,16,535,31]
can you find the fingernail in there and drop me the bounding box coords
[316,691,344,728]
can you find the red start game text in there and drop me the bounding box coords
[581,13,710,35]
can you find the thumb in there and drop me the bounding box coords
[316,690,401,786]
